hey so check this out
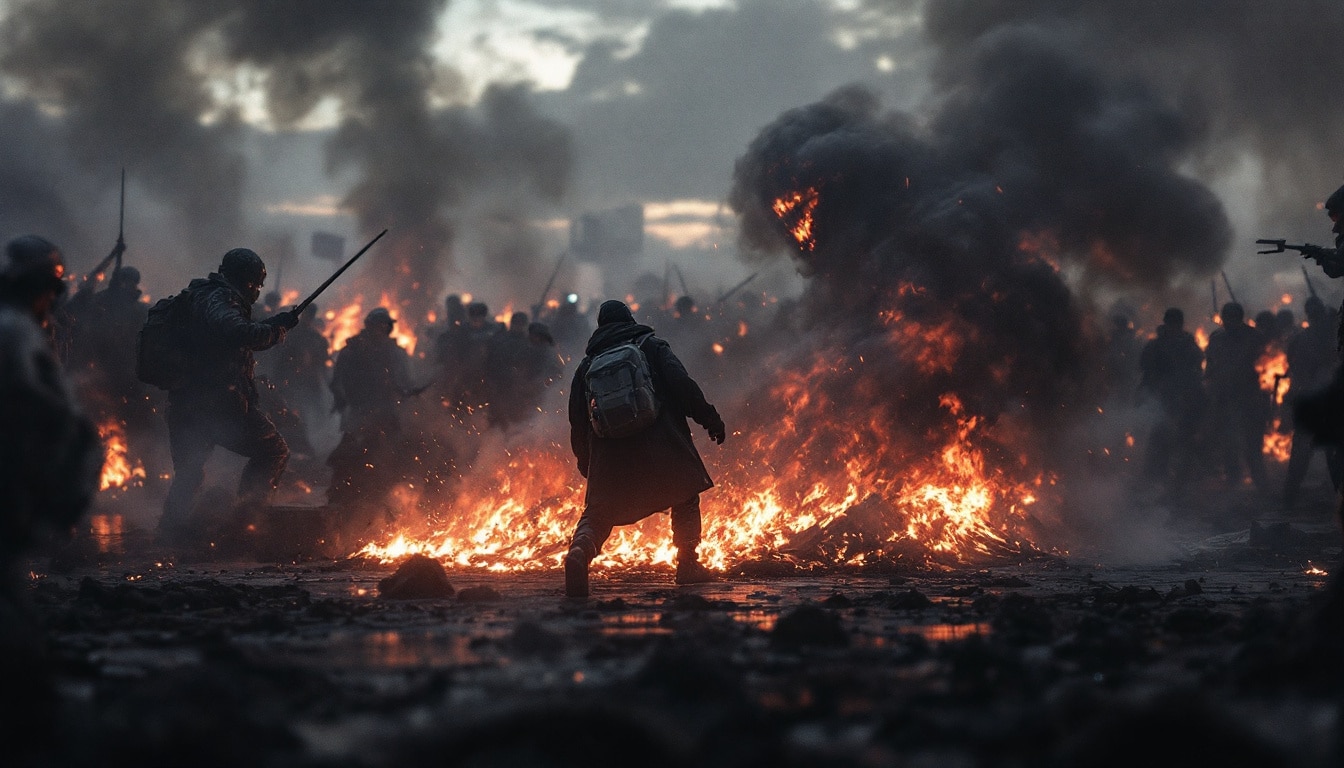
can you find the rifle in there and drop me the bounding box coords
[1220,269,1239,306]
[83,168,127,285]
[294,229,387,315]
[673,263,690,297]
[1210,279,1219,319]
[1257,238,1337,269]
[715,272,758,304]
[533,252,566,318]
[1302,264,1320,300]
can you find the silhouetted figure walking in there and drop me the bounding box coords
[563,300,727,597]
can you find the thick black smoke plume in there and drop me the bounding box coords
[0,0,573,313]
[729,26,1229,470]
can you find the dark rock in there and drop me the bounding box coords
[377,554,455,599]
[822,592,852,608]
[772,604,848,648]
[1165,579,1203,600]
[509,620,564,657]
[456,585,503,602]
[888,588,934,610]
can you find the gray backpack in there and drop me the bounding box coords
[585,333,658,438]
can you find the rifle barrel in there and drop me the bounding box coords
[716,272,758,303]
[536,252,567,312]
[295,229,388,314]
[1220,269,1239,306]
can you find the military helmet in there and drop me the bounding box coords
[1162,307,1183,325]
[1327,184,1344,216]
[2,235,66,296]
[219,248,266,286]
[365,307,394,326]
[111,265,140,286]
[1305,295,1327,321]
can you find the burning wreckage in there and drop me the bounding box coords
[13,58,1344,768]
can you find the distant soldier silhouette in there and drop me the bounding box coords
[266,303,330,442]
[564,300,727,597]
[327,308,415,510]
[1203,301,1270,493]
[483,311,534,430]
[1137,307,1206,499]
[157,248,299,542]
[1283,296,1343,508]
[67,265,156,438]
[1102,312,1142,406]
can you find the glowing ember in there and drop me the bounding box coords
[772,188,819,250]
[98,420,146,492]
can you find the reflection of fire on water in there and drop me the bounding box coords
[98,419,145,492]
[87,513,125,554]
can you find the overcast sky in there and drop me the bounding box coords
[0,0,1341,322]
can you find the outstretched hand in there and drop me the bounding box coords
[269,309,301,330]
[707,418,726,445]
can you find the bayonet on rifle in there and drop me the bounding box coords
[715,272,758,304]
[84,168,127,285]
[534,252,567,317]
[1220,269,1239,306]
[294,229,388,315]
[1302,264,1320,300]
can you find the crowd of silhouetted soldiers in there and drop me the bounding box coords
[48,261,792,529]
[1105,296,1341,510]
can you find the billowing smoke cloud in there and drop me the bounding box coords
[0,0,573,315]
[218,1,574,317]
[0,1,244,264]
[726,26,1231,539]
[902,0,1344,300]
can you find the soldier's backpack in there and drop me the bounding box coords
[585,333,659,439]
[135,290,195,390]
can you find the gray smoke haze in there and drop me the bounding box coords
[0,0,574,314]
[551,0,922,206]
[0,1,244,266]
[725,24,1233,546]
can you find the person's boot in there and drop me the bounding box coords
[674,547,716,585]
[564,545,589,598]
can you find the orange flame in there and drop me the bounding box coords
[98,420,146,492]
[772,188,820,251]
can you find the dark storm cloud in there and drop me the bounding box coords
[0,102,83,248]
[905,0,1344,251]
[0,0,244,262]
[218,0,574,314]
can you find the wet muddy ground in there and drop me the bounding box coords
[11,481,1344,768]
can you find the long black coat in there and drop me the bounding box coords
[569,321,721,525]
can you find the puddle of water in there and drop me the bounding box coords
[87,513,125,555]
[598,613,671,636]
[263,630,494,668]
[899,622,991,642]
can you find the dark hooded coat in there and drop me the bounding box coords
[569,321,720,525]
